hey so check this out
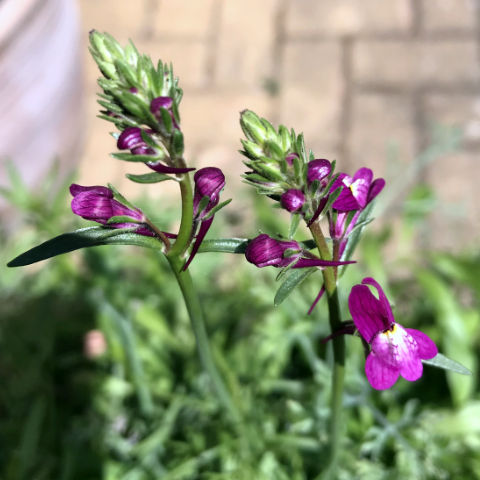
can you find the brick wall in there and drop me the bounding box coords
[80,0,480,249]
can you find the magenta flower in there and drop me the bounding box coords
[331,168,385,211]
[281,189,305,213]
[245,234,355,269]
[70,184,154,237]
[117,127,194,174]
[349,278,437,390]
[184,168,227,271]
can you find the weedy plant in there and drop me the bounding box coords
[7,32,473,479]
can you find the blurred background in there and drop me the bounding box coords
[1,0,480,479]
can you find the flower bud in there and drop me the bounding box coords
[307,159,331,186]
[193,167,225,217]
[281,189,305,213]
[245,234,301,268]
[150,96,179,130]
[240,110,267,146]
[285,153,299,166]
[117,127,156,155]
[70,184,154,236]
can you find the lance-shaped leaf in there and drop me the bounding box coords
[111,152,162,163]
[197,238,249,254]
[339,199,376,277]
[126,172,177,184]
[289,213,301,238]
[274,267,317,306]
[7,227,164,267]
[422,353,472,376]
[203,199,232,220]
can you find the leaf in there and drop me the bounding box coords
[110,152,161,163]
[203,198,232,220]
[197,238,249,254]
[106,215,139,224]
[126,172,176,184]
[423,353,472,376]
[274,268,317,306]
[339,199,376,276]
[289,213,301,238]
[7,227,164,267]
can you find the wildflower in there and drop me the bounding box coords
[70,184,154,237]
[331,168,385,211]
[281,189,305,213]
[184,168,227,270]
[117,127,194,174]
[348,278,437,390]
[245,234,355,269]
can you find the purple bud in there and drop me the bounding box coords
[150,96,174,113]
[281,189,305,213]
[193,167,226,217]
[70,183,154,236]
[117,127,156,156]
[129,87,138,94]
[285,153,299,166]
[245,234,301,268]
[307,159,331,185]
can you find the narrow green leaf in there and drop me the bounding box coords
[108,183,137,211]
[274,268,317,306]
[160,106,173,133]
[111,152,160,163]
[107,215,139,224]
[320,173,340,199]
[423,353,472,376]
[126,172,175,184]
[275,256,301,283]
[7,227,163,267]
[320,186,342,214]
[197,238,249,254]
[289,213,301,238]
[197,195,210,217]
[203,198,232,219]
[140,129,160,149]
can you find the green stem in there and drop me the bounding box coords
[309,221,345,477]
[169,256,241,423]
[168,174,194,258]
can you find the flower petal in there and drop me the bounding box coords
[353,167,373,185]
[308,284,325,315]
[405,328,438,360]
[365,352,400,390]
[361,277,395,325]
[348,285,390,343]
[183,216,214,271]
[70,184,112,198]
[350,179,370,208]
[367,178,385,204]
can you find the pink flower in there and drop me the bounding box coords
[349,277,438,390]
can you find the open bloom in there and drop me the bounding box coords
[245,234,355,269]
[70,184,154,237]
[331,168,385,211]
[349,277,437,390]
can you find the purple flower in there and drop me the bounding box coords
[183,168,227,271]
[331,168,385,211]
[349,278,437,390]
[245,234,356,269]
[150,96,179,130]
[281,189,305,213]
[117,127,156,156]
[307,159,331,186]
[70,184,154,237]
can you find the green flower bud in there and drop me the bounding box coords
[240,110,267,146]
[241,139,264,159]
